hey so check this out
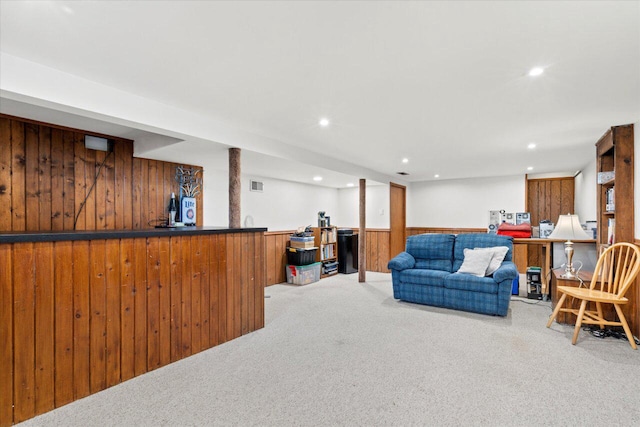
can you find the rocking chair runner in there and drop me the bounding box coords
[546,242,640,349]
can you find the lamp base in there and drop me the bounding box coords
[560,270,579,280]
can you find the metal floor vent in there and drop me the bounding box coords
[250,180,264,192]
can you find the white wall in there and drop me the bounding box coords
[574,159,597,223]
[201,168,340,230]
[407,175,525,228]
[242,176,339,231]
[336,185,390,229]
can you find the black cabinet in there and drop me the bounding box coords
[337,229,358,274]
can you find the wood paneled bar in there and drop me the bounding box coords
[0,227,266,426]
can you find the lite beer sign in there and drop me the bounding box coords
[181,197,196,225]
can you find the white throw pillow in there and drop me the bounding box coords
[474,246,510,276]
[457,248,494,277]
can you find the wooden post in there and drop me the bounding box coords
[229,148,241,228]
[359,179,366,282]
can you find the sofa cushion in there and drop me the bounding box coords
[452,234,513,272]
[406,234,455,272]
[444,272,499,294]
[457,248,494,277]
[400,269,450,287]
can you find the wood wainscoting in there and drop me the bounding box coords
[0,231,264,426]
[634,239,640,339]
[264,228,391,286]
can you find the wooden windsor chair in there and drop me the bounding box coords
[546,242,640,349]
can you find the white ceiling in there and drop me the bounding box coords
[1,1,639,187]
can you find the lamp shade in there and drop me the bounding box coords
[548,214,591,240]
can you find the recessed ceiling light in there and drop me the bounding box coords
[528,67,544,77]
[313,176,323,181]
[434,174,440,178]
[346,183,354,187]
[527,143,536,149]
[402,158,409,164]
[319,118,330,127]
[527,166,534,171]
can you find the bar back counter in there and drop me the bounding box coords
[0,227,266,426]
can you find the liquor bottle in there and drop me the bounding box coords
[168,193,177,226]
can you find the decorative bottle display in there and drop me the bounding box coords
[168,192,177,226]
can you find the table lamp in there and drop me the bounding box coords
[548,213,591,279]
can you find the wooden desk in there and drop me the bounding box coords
[550,269,593,324]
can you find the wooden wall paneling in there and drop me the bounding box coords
[0,244,14,426]
[140,159,150,228]
[146,237,160,371]
[148,160,158,226]
[226,234,239,341]
[89,240,107,393]
[378,231,390,273]
[550,180,562,224]
[527,180,537,226]
[265,234,276,285]
[166,163,174,220]
[217,235,228,344]
[169,236,183,361]
[38,126,52,231]
[83,148,96,230]
[199,235,211,348]
[234,234,243,339]
[10,120,26,231]
[0,118,12,231]
[560,179,574,217]
[241,232,251,335]
[180,236,193,357]
[122,142,133,229]
[95,151,107,230]
[72,240,90,399]
[208,235,220,347]
[190,236,202,354]
[50,129,64,230]
[105,239,121,388]
[53,241,74,407]
[25,123,39,231]
[12,243,35,423]
[133,238,148,376]
[104,147,116,230]
[62,132,75,230]
[132,158,142,229]
[158,236,171,366]
[256,233,265,329]
[119,238,135,381]
[72,137,86,231]
[34,242,54,415]
[114,142,125,229]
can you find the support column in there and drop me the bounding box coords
[359,178,366,282]
[229,148,241,228]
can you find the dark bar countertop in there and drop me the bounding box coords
[0,226,268,243]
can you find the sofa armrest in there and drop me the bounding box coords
[387,251,416,271]
[492,261,518,283]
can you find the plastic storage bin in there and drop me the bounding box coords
[286,247,318,266]
[290,235,315,249]
[286,262,321,285]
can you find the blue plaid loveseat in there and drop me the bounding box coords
[387,233,518,316]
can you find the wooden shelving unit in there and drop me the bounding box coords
[595,124,634,246]
[313,226,339,278]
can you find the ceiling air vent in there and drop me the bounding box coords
[250,180,264,192]
[396,172,410,176]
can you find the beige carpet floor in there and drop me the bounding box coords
[18,272,640,426]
